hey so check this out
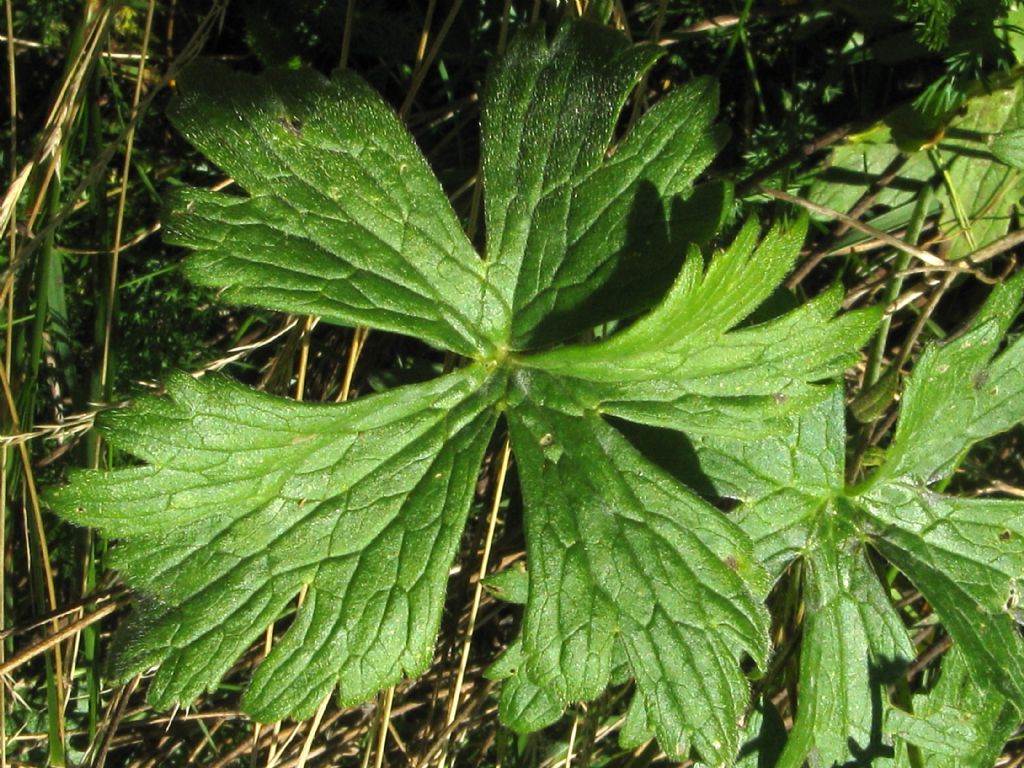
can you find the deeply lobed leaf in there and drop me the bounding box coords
[165,65,504,356]
[526,220,881,438]
[861,483,1024,707]
[52,369,502,717]
[506,369,770,764]
[681,270,1024,763]
[776,515,914,768]
[482,22,729,348]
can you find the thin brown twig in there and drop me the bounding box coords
[0,405,100,449]
[437,439,511,768]
[757,185,952,268]
[0,588,125,640]
[89,675,141,768]
[0,33,151,60]
[56,219,161,255]
[736,119,871,195]
[0,600,119,676]
[399,0,463,119]
[0,363,66,740]
[905,635,953,682]
[787,156,912,288]
[967,227,1024,264]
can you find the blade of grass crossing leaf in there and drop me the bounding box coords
[438,439,512,768]
[863,184,932,387]
[929,147,977,251]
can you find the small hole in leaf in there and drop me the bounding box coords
[1000,529,1012,542]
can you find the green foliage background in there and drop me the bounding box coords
[5,1,1024,766]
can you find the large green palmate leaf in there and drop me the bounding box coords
[47,19,880,766]
[684,270,1024,765]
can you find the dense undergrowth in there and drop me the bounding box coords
[5,1,1024,766]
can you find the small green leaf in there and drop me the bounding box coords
[484,564,529,605]
[777,515,914,768]
[880,270,1024,483]
[486,638,566,733]
[619,693,655,751]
